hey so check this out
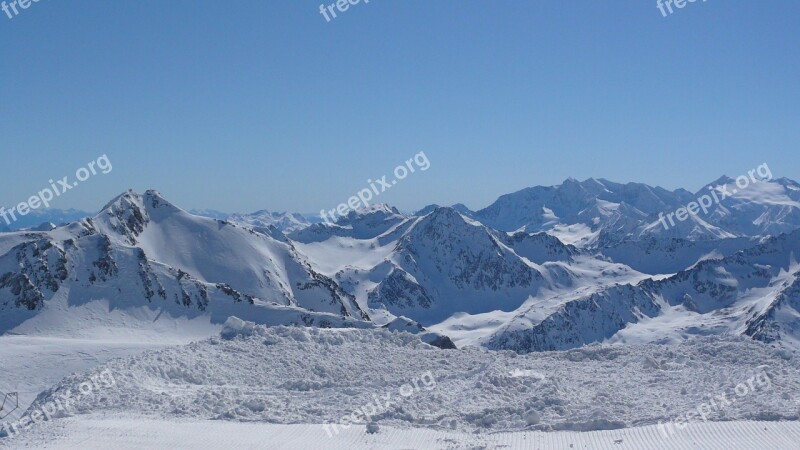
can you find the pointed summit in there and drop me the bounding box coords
[710,175,735,186]
[94,190,185,244]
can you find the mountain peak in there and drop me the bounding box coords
[415,204,440,216]
[93,190,185,244]
[562,176,580,185]
[340,203,403,224]
[451,203,475,216]
[710,175,735,186]
[100,189,142,211]
[409,206,485,236]
[142,190,183,213]
[423,206,465,222]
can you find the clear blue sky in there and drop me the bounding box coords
[1,0,798,214]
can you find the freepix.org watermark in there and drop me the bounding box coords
[658,369,772,439]
[1,0,41,20]
[319,0,370,23]
[322,370,436,438]
[657,0,707,18]
[0,154,112,228]
[1,369,116,439]
[658,163,771,231]
[320,152,430,225]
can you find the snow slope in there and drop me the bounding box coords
[91,190,367,319]
[11,324,800,434]
[6,418,800,450]
[0,190,376,339]
[294,205,649,340]
[488,229,800,353]
[0,325,212,426]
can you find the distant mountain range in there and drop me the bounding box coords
[0,208,93,231]
[0,208,322,234]
[2,175,800,353]
[458,176,800,246]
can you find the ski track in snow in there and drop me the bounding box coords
[5,418,800,449]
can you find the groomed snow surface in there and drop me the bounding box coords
[7,418,800,449]
[3,322,800,449]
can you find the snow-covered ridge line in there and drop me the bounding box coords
[469,175,800,248]
[4,182,800,355]
[488,228,800,353]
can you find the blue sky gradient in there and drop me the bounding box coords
[1,0,798,213]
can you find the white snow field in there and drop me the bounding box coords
[3,321,800,449]
[6,417,800,449]
[0,301,219,425]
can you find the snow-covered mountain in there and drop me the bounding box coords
[364,207,550,323]
[293,205,647,331]
[415,203,476,219]
[188,209,230,220]
[97,191,367,317]
[486,228,800,353]
[471,178,689,245]
[287,176,800,352]
[189,209,318,233]
[0,209,93,231]
[470,176,800,249]
[290,204,409,243]
[3,176,800,354]
[228,210,312,233]
[0,190,373,336]
[694,176,800,238]
[596,235,758,274]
